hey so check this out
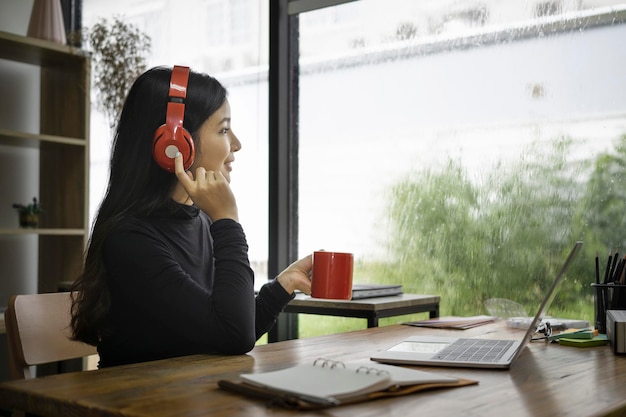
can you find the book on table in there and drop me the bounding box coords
[217,358,477,409]
[351,284,403,299]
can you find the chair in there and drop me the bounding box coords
[4,292,97,380]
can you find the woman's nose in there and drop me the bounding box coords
[231,132,242,152]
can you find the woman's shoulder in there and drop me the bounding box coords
[105,216,162,249]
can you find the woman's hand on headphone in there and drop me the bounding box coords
[174,153,239,222]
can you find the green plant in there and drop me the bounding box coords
[13,197,43,228]
[87,16,151,129]
[296,136,626,339]
[12,197,43,215]
[576,135,626,251]
[381,138,593,317]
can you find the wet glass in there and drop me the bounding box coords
[297,0,626,317]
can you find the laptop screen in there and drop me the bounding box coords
[508,241,583,361]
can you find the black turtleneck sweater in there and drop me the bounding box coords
[97,203,292,367]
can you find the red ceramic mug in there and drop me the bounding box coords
[311,251,354,300]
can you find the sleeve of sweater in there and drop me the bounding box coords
[255,279,295,339]
[211,220,294,341]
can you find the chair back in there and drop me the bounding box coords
[4,292,97,379]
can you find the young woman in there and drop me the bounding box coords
[70,66,311,367]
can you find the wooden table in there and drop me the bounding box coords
[270,293,440,341]
[1,322,625,417]
[284,293,440,328]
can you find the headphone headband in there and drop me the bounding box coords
[164,66,189,139]
[169,66,189,99]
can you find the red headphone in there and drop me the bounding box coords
[152,65,195,172]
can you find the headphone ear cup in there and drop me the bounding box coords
[152,126,195,172]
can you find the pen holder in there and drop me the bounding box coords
[592,283,626,334]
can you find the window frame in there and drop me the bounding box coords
[267,0,368,341]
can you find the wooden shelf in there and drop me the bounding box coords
[0,128,87,147]
[0,30,88,67]
[0,30,90,293]
[0,229,86,236]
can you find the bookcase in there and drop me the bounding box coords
[0,30,90,295]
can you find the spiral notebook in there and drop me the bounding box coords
[218,358,477,409]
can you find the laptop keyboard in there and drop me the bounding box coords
[433,339,515,363]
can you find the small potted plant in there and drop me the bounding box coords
[12,197,43,228]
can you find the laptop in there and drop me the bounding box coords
[351,284,403,300]
[370,241,583,369]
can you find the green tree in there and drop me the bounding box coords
[382,138,594,317]
[302,136,626,338]
[577,135,626,253]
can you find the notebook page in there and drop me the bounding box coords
[240,364,391,400]
[344,362,458,386]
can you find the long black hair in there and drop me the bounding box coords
[71,66,227,345]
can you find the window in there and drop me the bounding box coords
[295,0,626,329]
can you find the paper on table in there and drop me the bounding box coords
[558,334,609,347]
[240,364,389,402]
[343,362,458,385]
[238,359,459,403]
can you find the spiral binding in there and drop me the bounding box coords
[313,358,345,369]
[312,358,390,376]
[355,366,390,376]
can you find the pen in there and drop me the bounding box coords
[595,252,600,285]
[603,252,612,284]
[612,256,626,283]
[610,249,620,279]
[284,393,340,406]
